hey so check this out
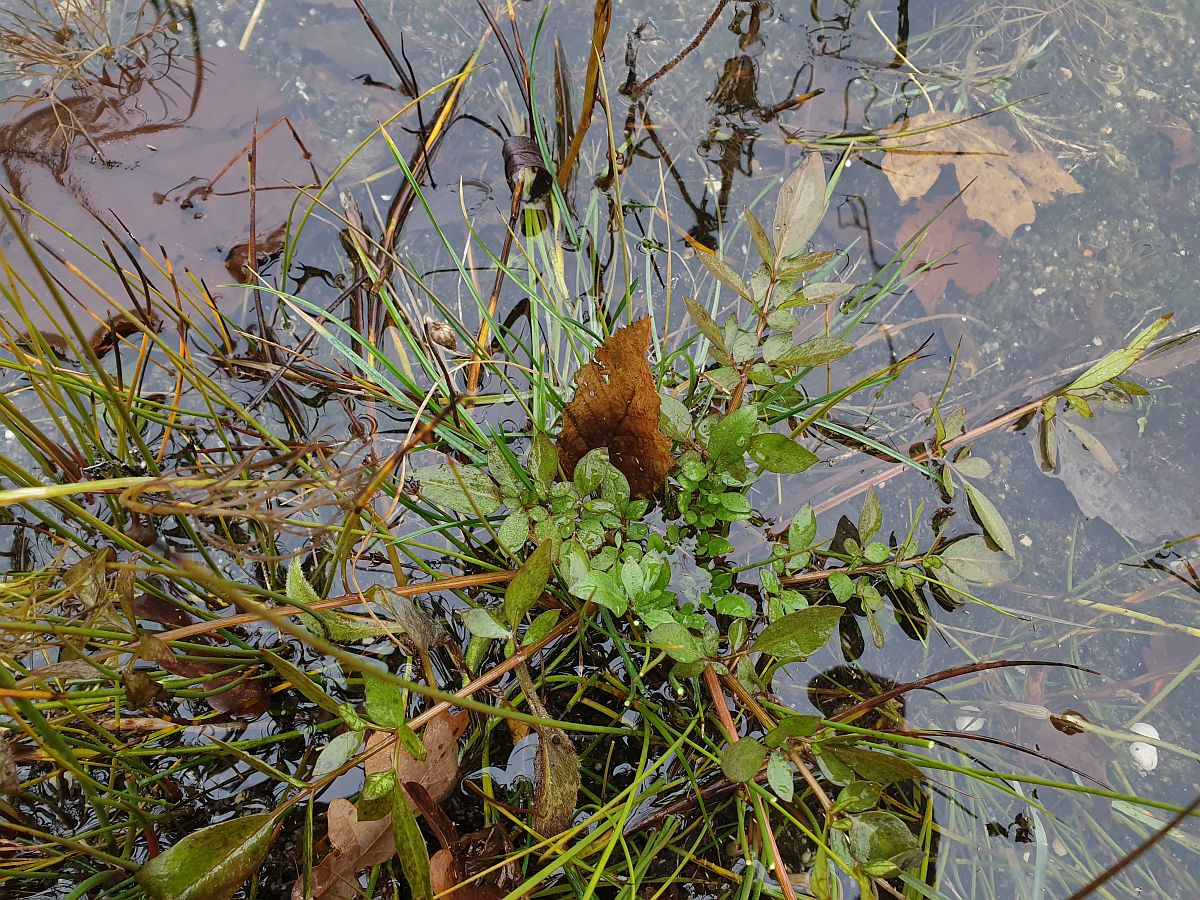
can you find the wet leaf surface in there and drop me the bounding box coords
[882,111,1083,238]
[137,812,275,900]
[557,318,674,498]
[293,799,394,900]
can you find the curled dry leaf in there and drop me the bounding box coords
[882,111,1083,238]
[364,708,468,803]
[557,317,675,498]
[291,798,394,900]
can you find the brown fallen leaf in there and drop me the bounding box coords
[292,798,394,900]
[514,661,579,837]
[557,317,674,498]
[363,708,468,803]
[895,196,1000,316]
[881,111,1083,238]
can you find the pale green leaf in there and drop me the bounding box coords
[773,154,827,260]
[772,336,855,368]
[767,750,795,801]
[749,433,818,473]
[963,483,1014,555]
[412,464,502,516]
[684,297,733,365]
[695,248,751,300]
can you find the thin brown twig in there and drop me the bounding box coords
[623,1,731,97]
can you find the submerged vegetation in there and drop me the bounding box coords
[0,1,1198,899]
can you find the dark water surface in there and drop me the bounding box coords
[2,1,1200,896]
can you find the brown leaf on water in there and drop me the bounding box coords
[881,111,1083,238]
[292,798,394,900]
[557,318,674,498]
[363,709,468,803]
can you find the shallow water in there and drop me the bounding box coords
[2,0,1199,896]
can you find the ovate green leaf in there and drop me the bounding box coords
[505,541,554,627]
[772,336,855,368]
[767,750,795,801]
[412,464,502,516]
[136,813,276,900]
[752,606,844,659]
[773,154,827,260]
[749,433,818,473]
[963,483,1014,555]
[721,738,767,783]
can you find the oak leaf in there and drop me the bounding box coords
[557,318,674,498]
[291,798,394,900]
[881,111,1083,238]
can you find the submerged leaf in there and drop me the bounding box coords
[557,318,675,498]
[722,738,768,783]
[412,464,503,516]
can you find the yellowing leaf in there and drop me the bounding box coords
[881,112,1083,238]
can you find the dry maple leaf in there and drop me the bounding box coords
[557,317,674,498]
[292,798,395,900]
[881,111,1083,238]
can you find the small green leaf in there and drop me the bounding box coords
[570,569,626,615]
[529,432,559,496]
[707,405,759,465]
[650,622,704,663]
[523,609,561,646]
[825,746,923,784]
[765,714,823,747]
[744,207,776,269]
[828,571,854,603]
[749,433,818,473]
[695,247,751,300]
[684,297,734,365]
[412,464,502,516]
[462,607,509,640]
[312,730,364,779]
[752,606,844,659]
[135,813,276,900]
[715,594,753,617]
[858,487,882,544]
[772,336,855,368]
[505,541,554,627]
[773,154,827,260]
[767,751,794,801]
[721,738,768,783]
[863,542,890,564]
[939,535,1021,587]
[363,669,404,728]
[393,783,432,900]
[788,503,817,551]
[496,508,530,555]
[963,482,1014,555]
[659,394,693,440]
[799,281,855,305]
[574,447,611,495]
[832,780,882,814]
[847,811,919,866]
[951,456,992,480]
